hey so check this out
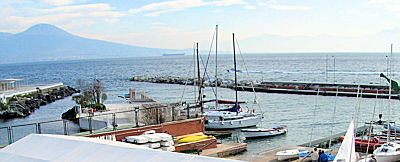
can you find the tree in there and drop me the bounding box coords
[72,78,107,108]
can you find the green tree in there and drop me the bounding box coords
[73,78,107,108]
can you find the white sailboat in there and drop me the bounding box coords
[204,32,262,129]
[333,120,357,162]
[373,44,400,162]
[372,142,400,161]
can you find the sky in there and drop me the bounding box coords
[1,0,400,52]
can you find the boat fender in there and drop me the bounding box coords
[230,121,233,125]
[222,122,224,125]
[239,120,242,125]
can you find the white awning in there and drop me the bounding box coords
[0,134,238,162]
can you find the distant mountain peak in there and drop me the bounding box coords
[19,23,71,36]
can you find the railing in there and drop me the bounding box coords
[0,102,202,146]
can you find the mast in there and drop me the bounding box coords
[387,44,393,141]
[215,25,218,109]
[193,43,197,104]
[233,33,238,105]
[196,43,203,113]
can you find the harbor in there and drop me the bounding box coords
[1,54,400,161]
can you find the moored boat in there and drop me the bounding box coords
[204,110,262,129]
[276,149,309,161]
[373,142,400,161]
[241,125,287,138]
[338,136,385,153]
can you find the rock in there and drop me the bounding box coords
[62,106,79,122]
[0,86,78,120]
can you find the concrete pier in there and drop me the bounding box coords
[130,75,398,99]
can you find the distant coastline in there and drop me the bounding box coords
[162,53,185,56]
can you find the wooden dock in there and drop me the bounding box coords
[200,143,247,158]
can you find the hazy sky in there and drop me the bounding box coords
[1,0,399,52]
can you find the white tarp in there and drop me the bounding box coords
[0,134,238,162]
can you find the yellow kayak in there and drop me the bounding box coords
[176,132,204,140]
[178,135,213,143]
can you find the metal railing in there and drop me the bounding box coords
[0,102,202,146]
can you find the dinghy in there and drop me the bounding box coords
[276,149,308,161]
[241,125,287,138]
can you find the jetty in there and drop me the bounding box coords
[130,75,398,99]
[0,79,77,119]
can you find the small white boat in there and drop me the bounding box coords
[373,141,400,162]
[241,125,287,138]
[276,149,308,161]
[204,111,262,129]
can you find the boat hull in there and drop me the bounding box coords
[205,115,262,129]
[242,127,287,138]
[276,149,308,161]
[375,154,400,162]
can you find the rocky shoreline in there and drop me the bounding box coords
[0,86,78,120]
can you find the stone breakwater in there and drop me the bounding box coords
[130,75,256,88]
[0,86,78,119]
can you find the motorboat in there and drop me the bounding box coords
[276,149,309,161]
[373,141,400,161]
[241,125,287,138]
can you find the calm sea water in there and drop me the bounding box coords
[1,53,400,157]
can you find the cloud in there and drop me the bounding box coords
[43,0,76,6]
[151,26,178,32]
[132,0,245,16]
[346,9,360,15]
[365,0,400,11]
[245,5,256,10]
[41,3,113,13]
[152,22,166,25]
[256,0,311,11]
[269,4,311,10]
[213,9,222,13]
[0,3,127,33]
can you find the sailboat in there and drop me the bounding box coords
[372,45,400,162]
[203,33,262,129]
[334,120,357,162]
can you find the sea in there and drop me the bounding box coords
[1,53,400,158]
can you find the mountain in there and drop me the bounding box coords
[0,24,178,64]
[239,30,400,53]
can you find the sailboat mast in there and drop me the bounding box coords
[193,43,197,104]
[215,25,218,109]
[233,33,238,104]
[196,43,203,113]
[387,44,393,141]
